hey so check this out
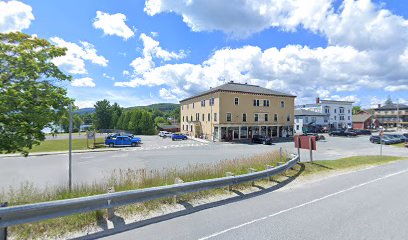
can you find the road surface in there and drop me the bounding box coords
[0,135,406,189]
[89,159,408,240]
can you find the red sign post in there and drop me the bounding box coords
[294,135,317,162]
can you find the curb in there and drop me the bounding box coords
[0,148,122,158]
[188,137,210,144]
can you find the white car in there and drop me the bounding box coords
[162,132,173,138]
[158,131,167,137]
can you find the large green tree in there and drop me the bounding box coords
[352,106,362,115]
[94,99,112,130]
[111,102,122,129]
[0,32,71,155]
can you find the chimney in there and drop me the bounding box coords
[316,97,320,104]
[378,104,381,108]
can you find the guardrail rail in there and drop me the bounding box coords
[0,154,299,239]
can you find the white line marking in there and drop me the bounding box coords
[198,168,408,240]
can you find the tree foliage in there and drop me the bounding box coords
[0,32,71,155]
[94,99,112,130]
[352,106,362,115]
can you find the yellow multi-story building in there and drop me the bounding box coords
[180,81,296,141]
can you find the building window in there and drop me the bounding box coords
[202,114,205,121]
[334,109,337,113]
[348,116,350,120]
[325,107,330,114]
[190,125,193,131]
[253,99,260,106]
[264,114,268,122]
[254,113,259,122]
[182,116,184,122]
[339,107,344,114]
[192,103,195,109]
[274,114,278,122]
[312,117,316,122]
[340,116,344,120]
[334,116,337,120]
[324,117,328,123]
[296,125,299,130]
[190,115,193,122]
[234,97,239,105]
[196,113,199,121]
[243,113,247,122]
[348,109,351,114]
[201,100,206,107]
[226,113,232,122]
[214,113,217,122]
[208,113,210,121]
[280,101,285,108]
[287,114,291,122]
[182,125,184,130]
[305,116,309,122]
[263,100,270,107]
[209,98,214,106]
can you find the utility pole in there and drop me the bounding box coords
[68,103,73,191]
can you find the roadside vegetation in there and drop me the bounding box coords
[25,137,106,153]
[0,153,404,239]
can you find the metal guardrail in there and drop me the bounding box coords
[0,154,299,233]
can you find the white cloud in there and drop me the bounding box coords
[150,31,159,37]
[384,85,408,92]
[0,0,34,33]
[93,11,134,40]
[74,100,96,109]
[122,70,130,76]
[140,33,186,61]
[102,73,115,81]
[50,37,108,74]
[130,56,155,74]
[71,77,96,87]
[159,88,178,100]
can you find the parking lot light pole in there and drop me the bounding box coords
[69,103,73,191]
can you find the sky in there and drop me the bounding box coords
[1,0,407,109]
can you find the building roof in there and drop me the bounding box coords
[157,124,180,130]
[180,81,296,102]
[352,114,372,123]
[374,103,408,111]
[294,109,328,116]
[320,99,354,104]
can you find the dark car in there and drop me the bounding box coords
[385,134,405,143]
[388,134,408,143]
[172,133,188,141]
[329,130,357,137]
[305,133,325,141]
[252,135,272,145]
[369,135,394,145]
[352,129,372,135]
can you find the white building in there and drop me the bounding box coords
[296,98,353,129]
[294,109,329,134]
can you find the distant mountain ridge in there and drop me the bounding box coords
[75,103,179,115]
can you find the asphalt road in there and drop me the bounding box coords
[95,159,408,240]
[0,135,406,189]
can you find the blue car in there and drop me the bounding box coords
[105,135,141,147]
[172,133,188,141]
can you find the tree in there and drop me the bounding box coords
[111,102,122,129]
[352,106,362,115]
[0,32,71,155]
[94,99,112,130]
[385,95,393,105]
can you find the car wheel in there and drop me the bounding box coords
[131,142,136,147]
[109,143,114,147]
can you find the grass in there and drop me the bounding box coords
[1,153,405,239]
[24,137,105,153]
[392,142,407,148]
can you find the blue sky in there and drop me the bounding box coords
[1,0,407,108]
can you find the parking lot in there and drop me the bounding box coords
[0,133,406,189]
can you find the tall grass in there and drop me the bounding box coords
[2,151,288,239]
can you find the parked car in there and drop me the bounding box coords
[329,130,357,137]
[105,135,141,147]
[305,133,325,141]
[251,135,272,145]
[385,134,405,143]
[162,132,173,138]
[382,135,400,144]
[369,135,394,145]
[388,134,408,143]
[351,129,372,135]
[159,131,172,137]
[172,133,188,141]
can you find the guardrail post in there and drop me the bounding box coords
[225,172,234,191]
[107,187,115,220]
[0,202,8,240]
[173,177,184,204]
[266,165,274,181]
[248,168,256,186]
